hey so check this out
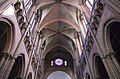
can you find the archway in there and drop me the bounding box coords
[47,71,71,79]
[44,46,74,72]
[85,73,90,79]
[95,56,110,79]
[8,56,25,79]
[0,21,12,61]
[109,22,120,64]
[27,73,32,79]
[43,46,75,79]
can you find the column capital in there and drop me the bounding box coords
[109,51,115,58]
[0,51,8,57]
[0,51,15,60]
[102,51,115,59]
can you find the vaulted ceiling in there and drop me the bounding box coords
[38,0,82,53]
[36,0,85,75]
[37,0,84,69]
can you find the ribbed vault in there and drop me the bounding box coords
[37,0,82,78]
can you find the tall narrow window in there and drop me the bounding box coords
[55,58,63,66]
[51,61,53,66]
[64,61,67,66]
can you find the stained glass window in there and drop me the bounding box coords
[55,58,63,66]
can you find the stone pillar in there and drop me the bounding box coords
[74,35,82,79]
[2,58,15,79]
[0,53,11,78]
[73,58,77,79]
[0,53,15,79]
[100,58,113,79]
[0,52,8,68]
[102,52,120,78]
[41,58,44,79]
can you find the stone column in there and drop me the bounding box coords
[0,52,8,68]
[2,57,15,79]
[0,53,15,79]
[0,52,11,78]
[102,52,120,78]
[41,58,44,79]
